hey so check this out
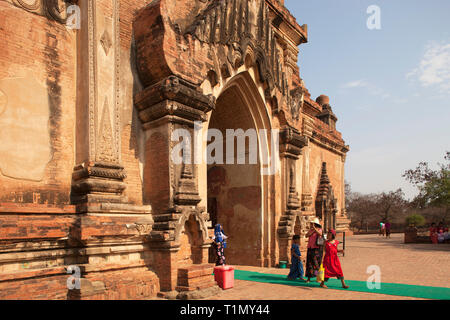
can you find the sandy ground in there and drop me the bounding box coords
[206,233,450,300]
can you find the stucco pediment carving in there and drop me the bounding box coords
[8,0,75,23]
[134,0,306,107]
[289,86,305,121]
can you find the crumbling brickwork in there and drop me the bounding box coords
[0,0,350,299]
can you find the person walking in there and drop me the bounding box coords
[379,221,384,236]
[287,235,305,281]
[305,218,323,283]
[212,224,228,266]
[320,229,349,289]
[385,220,391,239]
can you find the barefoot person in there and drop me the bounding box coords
[305,218,323,283]
[320,229,349,289]
[287,235,305,281]
[212,224,228,266]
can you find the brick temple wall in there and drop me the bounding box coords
[0,0,350,299]
[0,1,76,206]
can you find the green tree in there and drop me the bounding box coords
[405,214,425,227]
[403,152,450,221]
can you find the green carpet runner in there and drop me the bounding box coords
[233,269,450,300]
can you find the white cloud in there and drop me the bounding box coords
[407,41,450,93]
[341,80,369,88]
[392,98,408,104]
[340,79,390,100]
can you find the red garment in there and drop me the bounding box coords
[307,228,322,249]
[323,240,344,278]
[430,227,438,244]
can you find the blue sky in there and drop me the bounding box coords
[284,0,450,199]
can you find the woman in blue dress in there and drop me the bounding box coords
[287,235,305,280]
[212,224,228,266]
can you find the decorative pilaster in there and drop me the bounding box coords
[135,75,215,212]
[72,0,127,209]
[134,75,215,293]
[67,0,156,300]
[277,126,307,263]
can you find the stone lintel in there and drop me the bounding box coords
[135,76,215,125]
[280,126,308,158]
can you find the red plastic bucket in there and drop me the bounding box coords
[214,266,234,290]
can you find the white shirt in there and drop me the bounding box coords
[212,232,228,241]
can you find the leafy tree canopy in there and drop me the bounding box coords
[403,151,450,209]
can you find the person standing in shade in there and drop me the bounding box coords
[212,224,228,266]
[305,218,323,283]
[437,222,446,243]
[385,220,391,239]
[287,235,305,281]
[320,229,349,289]
[430,222,438,244]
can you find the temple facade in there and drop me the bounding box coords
[0,0,349,299]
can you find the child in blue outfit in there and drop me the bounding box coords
[287,235,305,281]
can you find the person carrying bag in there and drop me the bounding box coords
[319,229,349,289]
[305,218,324,283]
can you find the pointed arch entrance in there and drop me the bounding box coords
[205,71,273,267]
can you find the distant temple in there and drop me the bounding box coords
[0,0,349,299]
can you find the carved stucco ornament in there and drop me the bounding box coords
[100,29,113,56]
[97,98,116,163]
[10,0,72,23]
[289,86,305,121]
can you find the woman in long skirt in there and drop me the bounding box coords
[305,218,323,283]
[320,229,349,289]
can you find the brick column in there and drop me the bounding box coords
[277,126,308,263]
[72,0,126,208]
[135,75,215,293]
[69,0,156,300]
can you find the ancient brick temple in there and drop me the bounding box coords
[0,0,349,299]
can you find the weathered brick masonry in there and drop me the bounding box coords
[0,0,349,299]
